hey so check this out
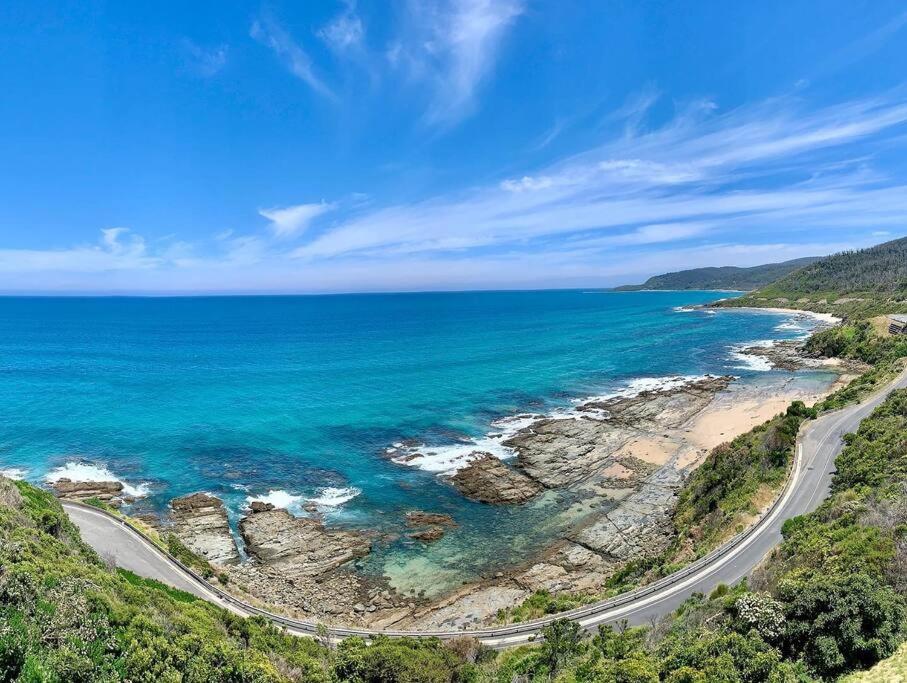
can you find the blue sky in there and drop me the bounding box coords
[2,1,907,293]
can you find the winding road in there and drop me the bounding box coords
[63,367,907,647]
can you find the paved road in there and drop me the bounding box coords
[63,367,907,647]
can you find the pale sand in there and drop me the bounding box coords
[618,371,856,471]
[613,434,678,465]
[681,373,855,467]
[600,462,635,480]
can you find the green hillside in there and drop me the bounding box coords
[719,236,907,318]
[613,256,819,291]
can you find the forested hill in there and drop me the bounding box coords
[719,235,907,318]
[757,236,907,296]
[613,257,819,291]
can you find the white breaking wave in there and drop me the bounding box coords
[308,486,361,506]
[0,467,27,480]
[246,489,304,511]
[775,321,807,331]
[391,374,719,474]
[246,486,361,515]
[729,339,774,372]
[44,461,150,497]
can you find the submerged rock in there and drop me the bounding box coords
[408,526,446,542]
[239,508,371,577]
[51,479,124,506]
[404,510,456,527]
[446,453,542,504]
[404,510,457,543]
[170,492,240,566]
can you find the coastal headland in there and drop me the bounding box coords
[45,310,860,629]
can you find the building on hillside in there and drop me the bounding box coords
[889,314,907,335]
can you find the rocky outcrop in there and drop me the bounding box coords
[226,560,413,624]
[570,464,682,562]
[239,507,371,577]
[514,542,614,594]
[51,479,125,506]
[0,476,22,509]
[505,376,733,488]
[169,492,239,566]
[404,584,531,631]
[446,454,542,504]
[225,505,415,626]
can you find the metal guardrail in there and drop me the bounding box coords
[61,431,805,642]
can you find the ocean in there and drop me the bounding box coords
[0,291,834,592]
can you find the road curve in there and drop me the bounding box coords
[63,367,907,647]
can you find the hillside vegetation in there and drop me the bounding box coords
[613,256,818,291]
[718,236,907,318]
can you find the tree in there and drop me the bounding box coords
[539,619,583,678]
[779,573,906,678]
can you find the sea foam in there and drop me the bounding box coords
[44,461,150,497]
[246,486,361,515]
[391,374,717,474]
[309,486,361,506]
[729,339,774,372]
[0,467,27,480]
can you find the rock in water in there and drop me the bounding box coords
[239,508,371,577]
[404,510,457,542]
[170,492,240,566]
[408,526,446,542]
[51,479,125,506]
[446,453,542,504]
[404,511,456,527]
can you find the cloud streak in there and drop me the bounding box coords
[391,0,525,126]
[251,15,335,100]
[259,202,336,238]
[290,91,907,262]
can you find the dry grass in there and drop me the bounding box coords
[844,642,907,682]
[869,315,894,337]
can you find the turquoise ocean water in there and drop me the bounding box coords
[0,291,833,591]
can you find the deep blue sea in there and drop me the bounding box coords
[0,291,833,591]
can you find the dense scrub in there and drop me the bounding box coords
[804,321,907,410]
[763,237,907,297]
[613,256,818,291]
[671,401,813,555]
[716,236,907,318]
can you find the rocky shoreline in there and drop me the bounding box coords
[46,338,852,629]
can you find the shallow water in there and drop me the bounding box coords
[0,291,834,591]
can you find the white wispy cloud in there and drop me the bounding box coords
[250,15,335,100]
[391,0,524,126]
[0,228,157,274]
[290,91,907,261]
[318,1,365,53]
[259,202,335,238]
